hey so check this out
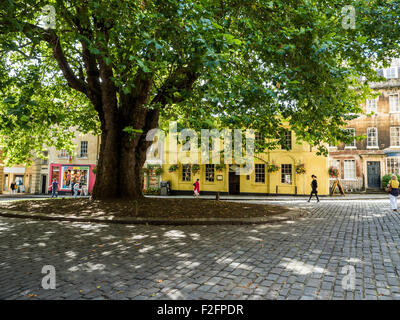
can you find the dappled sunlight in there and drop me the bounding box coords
[346,258,362,263]
[65,250,77,258]
[164,230,186,239]
[371,213,386,218]
[3,199,400,300]
[280,258,329,275]
[139,245,155,253]
[0,221,14,232]
[167,289,185,300]
[68,262,106,273]
[188,233,201,240]
[174,252,192,258]
[247,235,264,242]
[131,234,149,240]
[66,222,110,231]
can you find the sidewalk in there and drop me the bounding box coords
[0,193,389,201]
[0,194,89,199]
[146,193,389,201]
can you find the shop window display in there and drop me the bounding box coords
[61,166,89,189]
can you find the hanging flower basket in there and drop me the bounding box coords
[191,164,200,174]
[92,166,97,175]
[168,164,179,173]
[296,164,306,174]
[267,164,279,173]
[329,166,340,178]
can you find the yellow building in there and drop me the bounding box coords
[155,130,330,196]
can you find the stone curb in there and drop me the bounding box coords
[0,208,310,226]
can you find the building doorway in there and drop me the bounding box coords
[41,175,47,194]
[3,174,8,192]
[15,175,24,193]
[229,165,240,194]
[367,161,381,188]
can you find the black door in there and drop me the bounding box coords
[229,171,240,194]
[41,175,47,194]
[367,161,380,188]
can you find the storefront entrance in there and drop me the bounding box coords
[15,175,24,193]
[367,161,381,188]
[229,165,240,194]
[41,175,47,194]
[3,174,8,192]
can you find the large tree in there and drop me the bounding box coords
[1,0,399,199]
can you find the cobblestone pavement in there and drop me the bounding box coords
[1,199,400,300]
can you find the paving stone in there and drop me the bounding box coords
[1,199,400,299]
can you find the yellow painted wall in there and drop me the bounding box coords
[157,130,330,195]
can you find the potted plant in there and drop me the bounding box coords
[296,164,306,174]
[328,166,340,179]
[191,164,200,174]
[267,164,279,173]
[216,164,224,172]
[92,166,97,175]
[143,187,160,195]
[155,167,163,176]
[168,164,179,173]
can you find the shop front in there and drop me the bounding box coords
[49,164,96,194]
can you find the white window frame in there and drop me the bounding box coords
[344,128,356,149]
[366,98,378,114]
[385,67,398,79]
[390,127,400,147]
[387,157,400,175]
[366,127,378,149]
[59,149,68,159]
[79,141,88,158]
[389,94,400,113]
[343,160,356,180]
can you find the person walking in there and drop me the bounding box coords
[81,184,88,197]
[51,179,58,198]
[387,174,399,212]
[73,182,79,198]
[193,179,200,199]
[307,175,320,202]
[10,181,16,195]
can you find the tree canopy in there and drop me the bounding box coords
[0,0,399,198]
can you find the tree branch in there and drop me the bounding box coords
[20,22,88,95]
[150,64,200,107]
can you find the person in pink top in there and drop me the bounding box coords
[193,179,200,198]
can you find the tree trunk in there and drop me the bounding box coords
[91,125,149,200]
[91,102,158,200]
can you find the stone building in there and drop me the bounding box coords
[1,132,99,195]
[329,59,400,192]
